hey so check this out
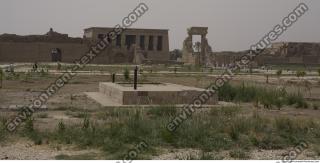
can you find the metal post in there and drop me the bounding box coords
[134,66,138,90]
[112,73,115,83]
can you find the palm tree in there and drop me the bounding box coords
[193,42,201,52]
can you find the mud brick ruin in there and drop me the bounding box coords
[0,27,169,64]
[0,27,319,66]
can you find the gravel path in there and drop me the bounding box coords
[152,148,320,160]
[0,139,101,160]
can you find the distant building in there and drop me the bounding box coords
[83,27,170,63]
[213,42,320,67]
[0,27,170,64]
[256,42,320,65]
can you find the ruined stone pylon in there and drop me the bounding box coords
[182,27,214,67]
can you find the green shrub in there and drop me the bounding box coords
[209,67,214,73]
[286,92,308,109]
[82,115,90,130]
[219,84,308,110]
[286,93,303,105]
[186,65,192,71]
[228,117,253,140]
[22,118,43,145]
[251,133,287,150]
[275,117,295,133]
[160,128,177,144]
[75,112,90,118]
[23,71,32,82]
[274,97,284,110]
[295,100,309,109]
[5,72,20,80]
[124,67,130,81]
[296,70,306,78]
[40,68,48,77]
[97,108,132,120]
[24,118,35,133]
[23,106,319,159]
[201,133,232,152]
[220,106,240,117]
[276,70,283,77]
[36,113,48,118]
[102,138,126,154]
[147,105,177,117]
[234,84,259,102]
[0,122,6,141]
[218,83,237,101]
[251,112,269,132]
[58,120,66,132]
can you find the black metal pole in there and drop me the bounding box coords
[134,66,138,90]
[112,73,115,83]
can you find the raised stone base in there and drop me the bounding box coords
[88,82,217,106]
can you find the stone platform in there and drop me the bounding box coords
[86,82,218,106]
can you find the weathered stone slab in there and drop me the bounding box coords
[97,82,218,105]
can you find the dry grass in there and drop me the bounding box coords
[7,106,317,160]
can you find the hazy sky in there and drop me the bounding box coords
[0,0,319,51]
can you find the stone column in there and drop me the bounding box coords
[200,34,207,66]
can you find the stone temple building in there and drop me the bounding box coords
[0,27,169,64]
[83,27,169,64]
[213,42,320,67]
[1,27,319,66]
[255,42,320,65]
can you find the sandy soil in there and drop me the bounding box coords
[0,138,102,160]
[0,72,319,160]
[153,148,320,160]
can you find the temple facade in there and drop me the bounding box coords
[0,27,170,64]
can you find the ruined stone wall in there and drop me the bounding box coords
[0,27,171,64]
[0,42,89,63]
[287,42,320,57]
[0,42,140,64]
[256,42,320,65]
[0,34,83,43]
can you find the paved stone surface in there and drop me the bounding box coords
[85,92,122,107]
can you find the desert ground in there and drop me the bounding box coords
[0,63,320,160]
